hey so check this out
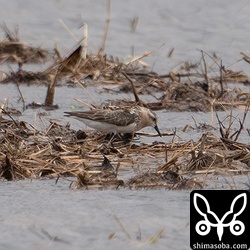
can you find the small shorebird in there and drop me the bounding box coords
[64,106,161,137]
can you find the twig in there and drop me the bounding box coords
[0,98,7,116]
[44,68,59,106]
[171,128,177,143]
[113,215,132,240]
[217,59,224,99]
[82,23,88,60]
[200,50,209,86]
[240,52,250,64]
[125,43,165,66]
[191,116,198,129]
[130,16,139,32]
[58,19,78,42]
[136,131,174,137]
[198,133,207,157]
[216,112,226,138]
[210,99,216,127]
[122,71,142,105]
[15,82,25,111]
[231,103,249,141]
[200,50,221,69]
[125,51,151,66]
[75,78,97,106]
[73,98,96,110]
[74,24,88,70]
[27,226,46,240]
[147,229,164,244]
[167,48,175,58]
[98,0,111,55]
[227,109,234,139]
[0,108,20,128]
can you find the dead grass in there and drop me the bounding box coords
[0,24,249,189]
[0,115,249,189]
[0,24,52,70]
[0,25,249,111]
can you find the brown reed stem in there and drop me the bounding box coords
[122,71,142,105]
[201,50,209,87]
[98,0,111,55]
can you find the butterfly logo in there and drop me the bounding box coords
[193,193,247,241]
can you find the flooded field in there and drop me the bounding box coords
[0,1,250,249]
[1,0,250,74]
[1,176,249,250]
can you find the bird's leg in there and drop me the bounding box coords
[107,132,117,146]
[128,131,135,150]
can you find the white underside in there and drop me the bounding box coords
[75,117,137,133]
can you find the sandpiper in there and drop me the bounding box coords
[64,106,161,136]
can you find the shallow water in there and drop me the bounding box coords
[0,1,250,249]
[0,179,189,250]
[0,84,249,144]
[0,176,249,250]
[1,0,250,74]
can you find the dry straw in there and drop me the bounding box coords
[0,15,249,189]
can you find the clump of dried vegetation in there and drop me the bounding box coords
[0,24,249,111]
[0,24,52,70]
[0,103,249,189]
[0,21,249,189]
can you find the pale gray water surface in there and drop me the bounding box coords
[0,179,190,250]
[0,84,249,143]
[0,0,250,74]
[0,176,249,250]
[0,1,250,250]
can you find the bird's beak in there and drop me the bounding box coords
[154,125,162,137]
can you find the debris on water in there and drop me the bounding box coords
[0,113,249,190]
[0,25,249,112]
[0,24,249,190]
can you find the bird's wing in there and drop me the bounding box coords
[65,109,137,126]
